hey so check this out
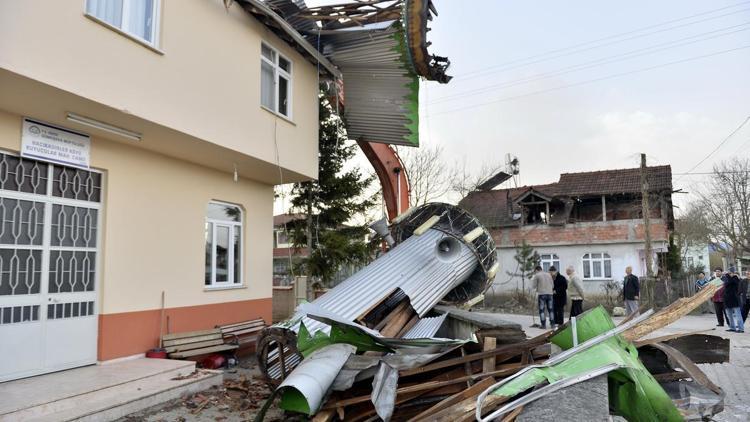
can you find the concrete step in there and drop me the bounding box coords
[1,360,223,422]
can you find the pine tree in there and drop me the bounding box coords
[511,240,540,292]
[289,96,376,288]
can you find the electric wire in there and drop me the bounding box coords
[675,115,750,182]
[426,45,750,117]
[430,22,750,104]
[457,2,750,81]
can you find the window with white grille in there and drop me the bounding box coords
[582,253,612,279]
[540,253,560,272]
[205,202,243,287]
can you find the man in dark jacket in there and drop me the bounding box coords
[623,266,640,316]
[549,266,567,328]
[711,268,727,326]
[724,267,744,332]
[743,270,750,322]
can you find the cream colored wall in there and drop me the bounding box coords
[0,0,319,180]
[0,109,273,314]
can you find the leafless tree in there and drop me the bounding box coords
[674,203,711,264]
[399,145,451,206]
[697,158,750,262]
[449,158,506,201]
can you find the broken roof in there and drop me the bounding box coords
[459,165,673,228]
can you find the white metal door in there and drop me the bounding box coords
[0,153,102,382]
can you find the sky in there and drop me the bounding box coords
[283,0,750,216]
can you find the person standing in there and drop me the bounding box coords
[743,270,750,322]
[566,266,585,318]
[724,267,744,333]
[711,268,727,327]
[550,266,568,328]
[532,266,554,329]
[695,271,711,313]
[623,266,640,316]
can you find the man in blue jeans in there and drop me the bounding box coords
[532,265,554,329]
[724,267,745,333]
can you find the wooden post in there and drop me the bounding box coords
[601,195,607,221]
[482,337,497,373]
[641,153,654,304]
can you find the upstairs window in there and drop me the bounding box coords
[86,0,160,46]
[582,253,612,279]
[540,254,560,272]
[275,230,291,248]
[261,43,292,118]
[205,202,243,287]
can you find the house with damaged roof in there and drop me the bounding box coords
[459,165,675,294]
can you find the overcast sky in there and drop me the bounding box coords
[282,0,750,215]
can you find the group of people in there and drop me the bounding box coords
[704,267,750,333]
[530,264,643,329]
[531,265,585,329]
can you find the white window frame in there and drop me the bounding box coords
[275,229,291,248]
[85,0,162,49]
[205,201,243,288]
[582,252,612,280]
[539,253,560,272]
[261,42,293,119]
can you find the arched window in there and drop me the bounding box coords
[582,253,612,279]
[205,202,243,287]
[540,253,560,271]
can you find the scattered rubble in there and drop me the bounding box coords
[248,202,729,421]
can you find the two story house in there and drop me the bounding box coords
[459,166,675,294]
[0,0,334,381]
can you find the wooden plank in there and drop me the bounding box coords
[222,326,265,336]
[380,305,415,338]
[400,331,552,377]
[164,339,224,353]
[169,343,238,359]
[323,366,521,410]
[461,347,474,387]
[162,328,221,341]
[429,393,507,422]
[409,376,497,421]
[483,337,497,374]
[373,300,409,331]
[396,313,420,338]
[355,288,397,322]
[163,332,223,347]
[218,318,265,330]
[500,405,524,422]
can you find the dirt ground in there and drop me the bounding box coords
[117,356,290,422]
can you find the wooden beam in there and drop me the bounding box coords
[483,337,497,374]
[409,377,497,422]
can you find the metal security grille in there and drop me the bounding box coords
[0,150,102,381]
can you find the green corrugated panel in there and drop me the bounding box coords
[390,20,420,147]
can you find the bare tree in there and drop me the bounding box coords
[674,203,711,264]
[449,158,506,200]
[399,145,450,206]
[697,158,750,262]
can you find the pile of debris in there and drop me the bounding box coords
[254,203,728,421]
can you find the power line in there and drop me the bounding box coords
[457,2,750,81]
[425,45,750,117]
[431,22,750,104]
[675,116,750,181]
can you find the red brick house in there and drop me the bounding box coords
[459,166,674,293]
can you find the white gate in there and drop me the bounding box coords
[0,153,102,382]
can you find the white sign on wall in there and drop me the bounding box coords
[21,118,90,169]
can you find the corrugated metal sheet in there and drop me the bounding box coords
[320,26,419,146]
[293,228,478,335]
[402,313,448,339]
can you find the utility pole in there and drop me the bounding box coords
[640,153,654,282]
[305,184,314,301]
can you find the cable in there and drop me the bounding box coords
[426,45,750,117]
[675,115,750,182]
[430,23,750,104]
[457,3,750,81]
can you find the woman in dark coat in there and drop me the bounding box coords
[550,266,568,328]
[724,267,744,332]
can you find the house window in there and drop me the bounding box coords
[86,0,160,46]
[261,43,292,118]
[276,229,291,248]
[582,253,612,279]
[687,257,694,267]
[205,202,243,287]
[540,254,560,271]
